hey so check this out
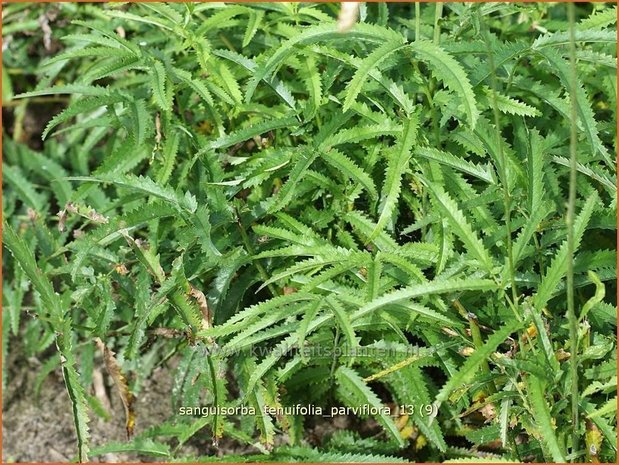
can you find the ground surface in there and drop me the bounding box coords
[3,339,176,462]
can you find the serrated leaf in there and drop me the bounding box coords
[327,295,357,360]
[534,191,598,311]
[536,48,610,165]
[321,149,378,201]
[354,278,497,321]
[3,165,47,212]
[15,84,111,99]
[3,224,90,461]
[243,9,264,48]
[415,147,495,184]
[156,130,180,185]
[151,60,171,112]
[209,116,297,150]
[89,438,170,458]
[336,366,405,447]
[424,182,494,273]
[67,174,197,213]
[410,40,479,128]
[528,375,566,462]
[343,39,407,111]
[268,149,320,213]
[435,321,521,407]
[369,113,419,241]
[245,22,404,102]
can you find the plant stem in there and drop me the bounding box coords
[478,8,520,319]
[566,2,579,458]
[234,207,279,297]
[433,3,443,45]
[330,326,341,382]
[2,96,70,107]
[454,299,496,394]
[415,3,420,41]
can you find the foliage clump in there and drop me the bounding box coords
[2,2,617,463]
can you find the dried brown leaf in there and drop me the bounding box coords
[95,338,136,439]
[189,284,211,330]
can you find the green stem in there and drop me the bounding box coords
[234,207,278,297]
[504,58,520,93]
[415,3,420,41]
[478,8,520,320]
[433,3,443,45]
[329,326,341,383]
[428,81,441,148]
[454,299,496,394]
[566,3,580,458]
[3,96,70,107]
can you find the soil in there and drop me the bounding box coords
[2,335,386,462]
[2,337,189,463]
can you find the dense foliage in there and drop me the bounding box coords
[2,2,617,462]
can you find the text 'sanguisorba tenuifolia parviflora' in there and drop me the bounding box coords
[2,2,617,463]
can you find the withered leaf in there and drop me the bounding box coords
[189,284,211,330]
[95,337,136,439]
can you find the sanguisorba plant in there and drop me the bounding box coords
[2,2,617,462]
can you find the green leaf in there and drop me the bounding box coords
[435,321,521,407]
[300,53,322,118]
[536,48,610,165]
[482,89,540,117]
[534,191,598,311]
[67,174,197,213]
[3,224,61,319]
[15,84,111,99]
[268,149,320,213]
[105,9,173,30]
[321,149,378,201]
[3,165,47,212]
[156,130,180,185]
[172,66,214,107]
[199,293,316,340]
[243,333,297,398]
[88,438,170,458]
[215,49,296,109]
[93,137,148,177]
[297,300,323,362]
[415,147,496,184]
[579,271,606,323]
[410,40,479,128]
[191,205,222,257]
[3,224,90,461]
[424,182,495,273]
[61,352,92,463]
[370,113,419,241]
[532,28,615,49]
[336,366,405,447]
[354,278,497,321]
[245,23,404,102]
[130,99,150,146]
[209,116,297,150]
[327,295,357,360]
[551,155,616,193]
[319,121,402,150]
[527,129,545,214]
[343,39,407,112]
[527,375,566,462]
[151,60,171,112]
[243,10,264,48]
